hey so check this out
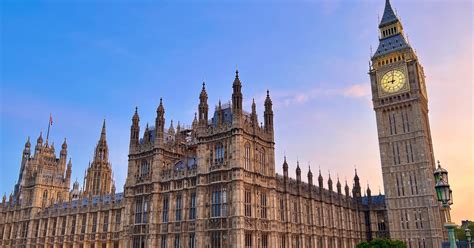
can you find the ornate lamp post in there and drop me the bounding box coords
[466,228,471,248]
[434,161,456,248]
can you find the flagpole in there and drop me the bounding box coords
[46,113,52,141]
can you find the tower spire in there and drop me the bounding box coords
[232,69,243,118]
[379,0,398,28]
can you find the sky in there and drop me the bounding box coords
[1,0,472,224]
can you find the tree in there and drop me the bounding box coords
[455,223,474,240]
[357,239,407,248]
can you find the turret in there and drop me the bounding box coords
[283,156,289,179]
[345,180,350,197]
[336,177,342,194]
[192,113,198,129]
[60,138,68,170]
[264,90,274,133]
[35,132,43,153]
[328,173,333,192]
[23,137,31,156]
[307,165,313,186]
[251,99,258,127]
[352,169,361,199]
[94,120,109,163]
[199,82,209,126]
[318,169,324,188]
[296,161,301,183]
[130,107,140,149]
[168,120,175,136]
[232,70,243,119]
[367,184,372,205]
[155,98,165,145]
[216,100,223,126]
[66,158,72,185]
[60,138,67,156]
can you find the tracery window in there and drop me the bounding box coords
[163,196,169,223]
[189,192,197,220]
[215,143,225,163]
[139,160,150,178]
[260,192,267,219]
[176,194,182,221]
[245,232,252,248]
[211,187,227,217]
[245,190,252,217]
[244,143,251,171]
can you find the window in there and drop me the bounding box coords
[261,233,268,248]
[211,187,227,217]
[176,195,182,221]
[189,233,196,248]
[174,234,181,248]
[211,231,221,248]
[293,201,298,223]
[92,213,97,233]
[189,192,196,220]
[115,210,121,231]
[260,193,267,219]
[161,235,167,248]
[42,190,48,207]
[244,143,251,170]
[81,214,86,234]
[140,160,150,178]
[258,149,266,174]
[280,235,286,248]
[306,204,311,224]
[103,212,109,232]
[245,232,252,248]
[245,191,252,217]
[279,198,285,221]
[215,143,224,163]
[163,196,169,222]
[135,199,142,224]
[143,200,148,223]
[70,216,76,235]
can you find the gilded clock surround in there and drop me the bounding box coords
[376,64,410,97]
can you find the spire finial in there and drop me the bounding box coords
[100,119,106,140]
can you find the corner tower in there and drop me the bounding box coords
[369,0,443,246]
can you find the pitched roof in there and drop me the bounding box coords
[379,0,399,28]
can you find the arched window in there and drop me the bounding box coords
[244,143,251,171]
[42,190,48,207]
[140,160,150,178]
[257,148,266,175]
[215,143,224,163]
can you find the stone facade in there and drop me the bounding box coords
[0,71,388,248]
[369,0,444,247]
[0,1,445,247]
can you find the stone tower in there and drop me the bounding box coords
[369,0,443,246]
[14,133,71,208]
[84,120,113,197]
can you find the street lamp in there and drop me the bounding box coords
[465,228,471,248]
[434,160,457,248]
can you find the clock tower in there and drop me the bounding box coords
[369,0,444,247]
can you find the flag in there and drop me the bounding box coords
[49,113,53,126]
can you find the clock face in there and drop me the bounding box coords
[381,70,406,93]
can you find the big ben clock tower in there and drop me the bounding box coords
[369,0,444,247]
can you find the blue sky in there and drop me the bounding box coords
[1,0,472,222]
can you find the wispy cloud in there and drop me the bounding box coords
[260,83,371,109]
